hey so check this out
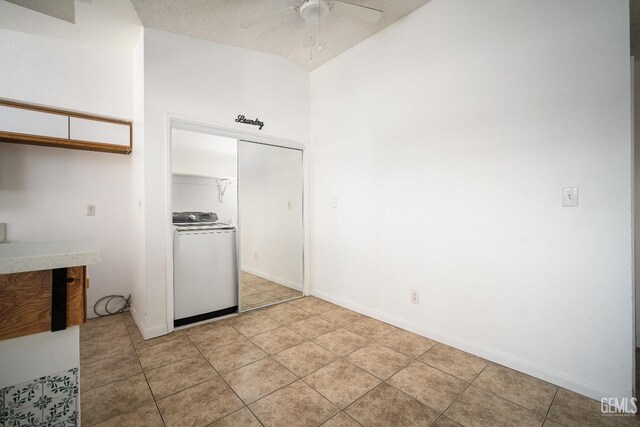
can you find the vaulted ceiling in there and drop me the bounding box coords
[129,0,432,70]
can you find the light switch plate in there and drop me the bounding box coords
[562,187,578,207]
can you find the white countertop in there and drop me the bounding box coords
[0,240,100,274]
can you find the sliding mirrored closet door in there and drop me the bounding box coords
[238,140,304,311]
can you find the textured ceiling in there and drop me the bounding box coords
[130,0,431,70]
[4,0,75,23]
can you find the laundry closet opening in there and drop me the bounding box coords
[168,121,305,329]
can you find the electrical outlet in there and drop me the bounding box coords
[411,289,419,304]
[87,205,96,216]
[562,187,578,207]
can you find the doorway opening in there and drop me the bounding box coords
[166,119,306,331]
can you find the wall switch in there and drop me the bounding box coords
[87,204,96,216]
[254,253,258,261]
[0,223,5,243]
[288,200,292,210]
[411,289,419,304]
[332,198,338,208]
[562,187,578,207]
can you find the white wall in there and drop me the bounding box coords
[171,129,238,224]
[172,175,238,225]
[129,28,146,329]
[141,29,309,336]
[310,0,632,400]
[172,130,237,178]
[239,142,304,290]
[0,1,143,318]
[0,327,79,389]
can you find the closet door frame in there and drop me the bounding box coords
[165,114,308,334]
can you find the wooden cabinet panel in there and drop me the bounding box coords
[66,266,86,326]
[0,266,87,341]
[0,270,52,340]
[69,117,130,147]
[0,105,69,139]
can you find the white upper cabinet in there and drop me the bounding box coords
[0,101,132,154]
[0,105,68,139]
[69,117,130,147]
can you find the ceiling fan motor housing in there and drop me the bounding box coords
[300,0,330,24]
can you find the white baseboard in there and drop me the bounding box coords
[129,305,168,340]
[241,266,302,291]
[312,289,632,402]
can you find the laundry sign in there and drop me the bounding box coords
[235,114,264,130]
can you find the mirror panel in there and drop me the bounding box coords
[238,140,304,311]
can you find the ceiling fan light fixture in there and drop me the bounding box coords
[300,0,330,24]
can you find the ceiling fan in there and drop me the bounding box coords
[241,0,383,49]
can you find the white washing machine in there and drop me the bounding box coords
[173,212,238,326]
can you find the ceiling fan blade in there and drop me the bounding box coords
[302,20,317,48]
[331,1,383,23]
[241,6,297,29]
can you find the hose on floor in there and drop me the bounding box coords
[94,294,131,317]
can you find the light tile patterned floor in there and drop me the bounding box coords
[79,297,640,427]
[240,271,303,311]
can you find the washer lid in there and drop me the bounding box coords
[174,222,235,231]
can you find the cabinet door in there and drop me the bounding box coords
[0,105,68,139]
[0,270,52,340]
[66,266,86,326]
[69,117,130,147]
[0,267,87,341]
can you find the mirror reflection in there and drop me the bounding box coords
[238,140,304,311]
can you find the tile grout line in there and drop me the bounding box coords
[429,360,491,426]
[81,304,378,425]
[186,320,268,426]
[85,304,420,425]
[312,301,563,418]
[222,301,346,425]
[83,300,605,427]
[338,335,447,424]
[541,387,560,426]
[407,343,561,422]
[81,316,168,427]
[82,304,464,425]
[126,315,167,427]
